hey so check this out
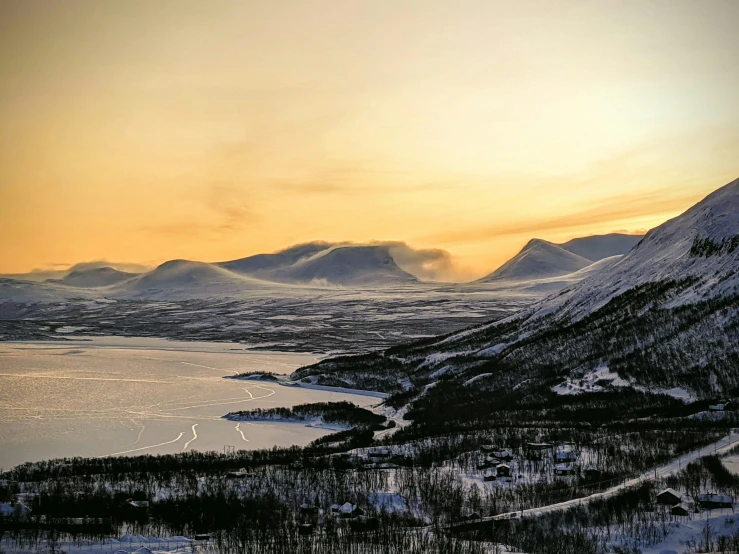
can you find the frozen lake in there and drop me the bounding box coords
[0,337,380,469]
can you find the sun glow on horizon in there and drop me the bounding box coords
[1,1,738,277]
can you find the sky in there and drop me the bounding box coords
[1,0,738,280]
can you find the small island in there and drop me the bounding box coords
[223,401,387,431]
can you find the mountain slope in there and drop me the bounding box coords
[50,267,138,288]
[260,245,419,286]
[295,178,739,401]
[478,239,593,282]
[108,260,278,298]
[219,242,336,275]
[559,233,643,262]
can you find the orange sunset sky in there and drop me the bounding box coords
[1,0,738,279]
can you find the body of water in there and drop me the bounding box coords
[0,337,378,469]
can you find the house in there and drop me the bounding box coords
[671,502,693,516]
[696,493,734,510]
[554,463,576,476]
[299,503,319,515]
[477,461,496,471]
[709,403,727,411]
[492,450,514,461]
[555,450,577,463]
[330,504,342,514]
[656,488,683,506]
[339,502,364,518]
[482,469,496,482]
[496,464,511,478]
[298,523,313,536]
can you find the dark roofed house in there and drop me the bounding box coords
[656,488,683,506]
[671,502,693,517]
[697,493,734,510]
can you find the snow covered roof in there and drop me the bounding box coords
[697,493,733,504]
[339,502,356,514]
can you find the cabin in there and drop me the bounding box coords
[492,450,514,461]
[299,503,319,515]
[298,523,313,536]
[671,502,693,517]
[496,464,511,478]
[194,533,212,541]
[554,463,576,476]
[483,469,497,482]
[477,460,497,470]
[656,488,683,506]
[555,450,577,463]
[330,504,342,514]
[368,448,391,458]
[709,403,727,411]
[696,493,734,510]
[339,502,364,518]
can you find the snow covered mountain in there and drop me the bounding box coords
[49,267,138,288]
[107,260,279,298]
[478,239,593,282]
[296,178,739,399]
[258,245,418,286]
[220,243,417,286]
[478,233,643,283]
[559,233,642,262]
[219,242,337,275]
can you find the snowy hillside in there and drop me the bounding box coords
[259,245,419,286]
[219,242,336,275]
[559,233,642,262]
[50,267,139,288]
[478,239,593,282]
[296,178,739,399]
[107,260,280,298]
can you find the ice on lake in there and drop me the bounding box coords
[0,337,379,469]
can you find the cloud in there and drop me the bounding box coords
[421,184,710,247]
[140,181,257,240]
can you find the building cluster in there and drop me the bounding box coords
[656,487,735,516]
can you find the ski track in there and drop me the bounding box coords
[96,432,185,458]
[182,424,198,450]
[124,419,146,447]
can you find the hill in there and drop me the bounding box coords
[108,260,278,299]
[219,242,337,275]
[559,233,643,262]
[294,178,739,404]
[259,245,419,286]
[478,239,593,282]
[50,267,138,288]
